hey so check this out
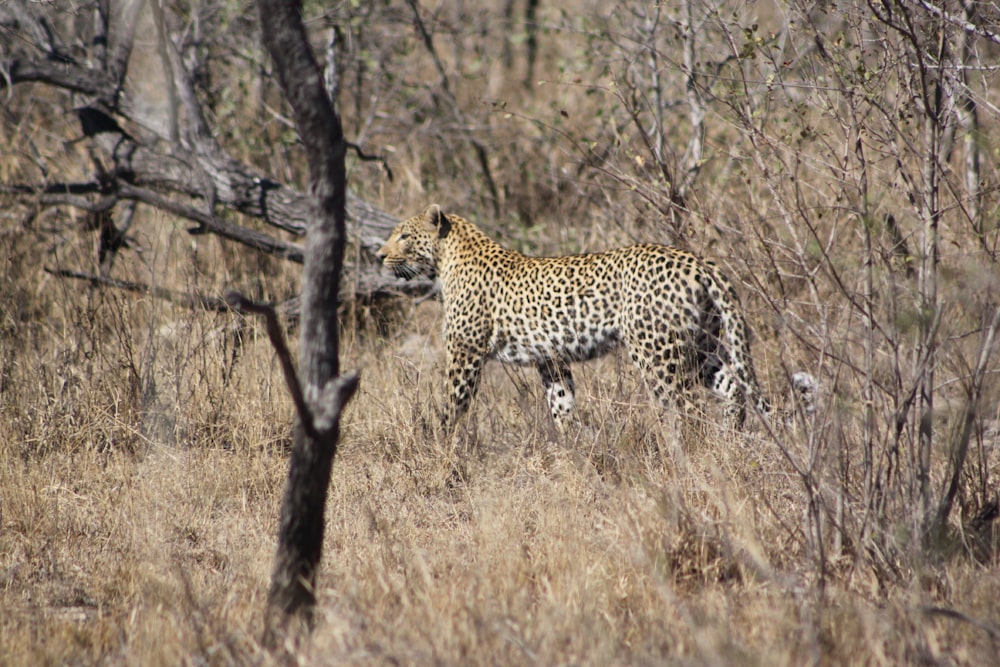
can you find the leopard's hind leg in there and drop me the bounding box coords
[538,360,577,428]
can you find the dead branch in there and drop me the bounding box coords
[225,291,311,434]
[0,0,412,303]
[47,267,231,311]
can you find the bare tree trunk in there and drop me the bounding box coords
[524,0,540,88]
[932,306,1000,541]
[679,0,705,200]
[958,0,985,253]
[253,0,360,647]
[852,104,876,556]
[915,49,947,537]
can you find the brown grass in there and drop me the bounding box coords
[3,1,1000,664]
[3,288,998,664]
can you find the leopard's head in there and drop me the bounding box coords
[377,204,452,280]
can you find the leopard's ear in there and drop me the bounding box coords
[426,203,451,239]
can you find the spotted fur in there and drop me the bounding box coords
[378,204,777,429]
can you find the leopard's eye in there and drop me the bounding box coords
[399,233,410,241]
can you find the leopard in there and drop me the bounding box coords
[377,204,815,431]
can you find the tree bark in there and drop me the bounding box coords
[253,0,359,646]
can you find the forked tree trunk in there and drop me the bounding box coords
[254,0,359,647]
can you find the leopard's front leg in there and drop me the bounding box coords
[444,337,488,428]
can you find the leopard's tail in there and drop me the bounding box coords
[704,266,817,425]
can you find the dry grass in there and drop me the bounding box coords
[3,0,1000,664]
[3,289,998,665]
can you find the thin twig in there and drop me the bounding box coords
[226,290,315,438]
[0,181,105,195]
[918,605,1000,639]
[46,267,231,311]
[258,105,393,182]
[402,0,499,214]
[347,142,393,181]
[905,0,1000,45]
